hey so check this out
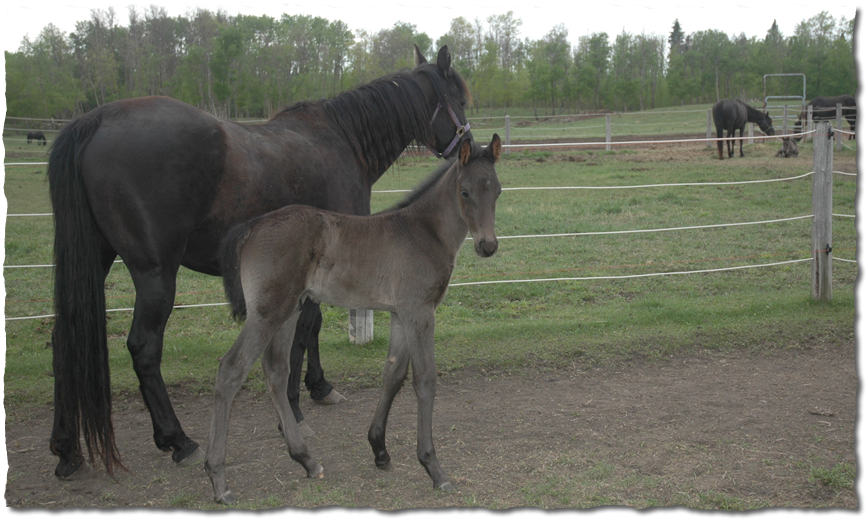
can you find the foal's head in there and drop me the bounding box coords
[456,134,502,257]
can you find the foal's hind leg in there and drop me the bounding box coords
[263,316,323,478]
[205,316,285,505]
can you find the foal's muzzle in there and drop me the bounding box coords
[475,238,499,258]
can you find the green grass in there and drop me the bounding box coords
[809,462,856,489]
[4,138,857,411]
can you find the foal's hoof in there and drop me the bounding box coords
[314,389,346,405]
[436,481,456,493]
[216,490,238,506]
[176,446,206,467]
[297,421,316,439]
[307,462,324,479]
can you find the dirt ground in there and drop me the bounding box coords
[4,339,857,511]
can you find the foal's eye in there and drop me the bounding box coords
[461,190,470,199]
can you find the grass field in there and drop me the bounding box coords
[3,128,857,407]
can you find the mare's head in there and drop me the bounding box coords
[413,45,473,159]
[759,111,775,136]
[456,134,502,257]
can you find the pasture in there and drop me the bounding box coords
[3,129,857,509]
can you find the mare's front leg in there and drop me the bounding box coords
[738,128,745,157]
[126,264,202,465]
[264,315,323,478]
[368,312,411,470]
[286,300,344,439]
[204,315,285,505]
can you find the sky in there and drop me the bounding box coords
[2,0,861,54]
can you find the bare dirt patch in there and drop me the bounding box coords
[5,341,856,510]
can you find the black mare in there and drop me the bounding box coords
[27,130,47,145]
[712,99,775,159]
[46,45,472,478]
[794,95,856,140]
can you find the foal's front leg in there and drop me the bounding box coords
[368,313,411,470]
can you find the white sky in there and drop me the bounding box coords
[2,0,860,54]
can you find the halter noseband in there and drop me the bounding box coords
[427,100,471,159]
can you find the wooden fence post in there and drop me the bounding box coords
[349,309,374,344]
[782,105,789,135]
[748,122,754,144]
[504,115,511,154]
[706,109,713,148]
[806,105,813,142]
[605,113,611,151]
[811,121,833,301]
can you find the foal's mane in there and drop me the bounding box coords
[273,63,470,175]
[389,157,457,212]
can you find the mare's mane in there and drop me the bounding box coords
[273,63,470,175]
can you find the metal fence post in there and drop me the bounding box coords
[505,115,511,154]
[605,113,611,151]
[811,121,833,301]
[835,103,843,151]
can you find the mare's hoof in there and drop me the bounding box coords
[216,490,238,506]
[314,389,346,405]
[172,438,202,465]
[375,461,393,472]
[436,481,456,492]
[55,458,95,480]
[297,421,316,439]
[176,446,206,467]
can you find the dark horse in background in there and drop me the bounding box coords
[47,45,472,479]
[712,99,775,159]
[27,130,47,145]
[794,95,856,140]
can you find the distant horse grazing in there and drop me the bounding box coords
[27,131,46,145]
[46,45,472,480]
[206,135,502,504]
[794,95,856,140]
[775,137,799,158]
[712,99,775,159]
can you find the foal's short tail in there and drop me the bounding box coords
[219,222,255,321]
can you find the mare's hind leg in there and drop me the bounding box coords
[205,314,286,505]
[263,315,323,478]
[49,243,116,478]
[738,128,745,157]
[126,262,201,465]
[368,312,411,470]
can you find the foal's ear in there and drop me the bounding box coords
[437,45,452,78]
[459,139,472,166]
[487,133,502,163]
[414,44,427,66]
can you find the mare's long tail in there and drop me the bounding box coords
[47,112,124,475]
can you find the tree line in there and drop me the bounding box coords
[4,7,856,120]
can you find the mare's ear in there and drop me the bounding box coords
[487,134,502,162]
[437,45,452,78]
[414,44,427,66]
[459,139,472,166]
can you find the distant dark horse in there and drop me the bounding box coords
[712,99,775,159]
[794,95,856,140]
[47,45,472,479]
[27,130,47,145]
[207,135,502,504]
